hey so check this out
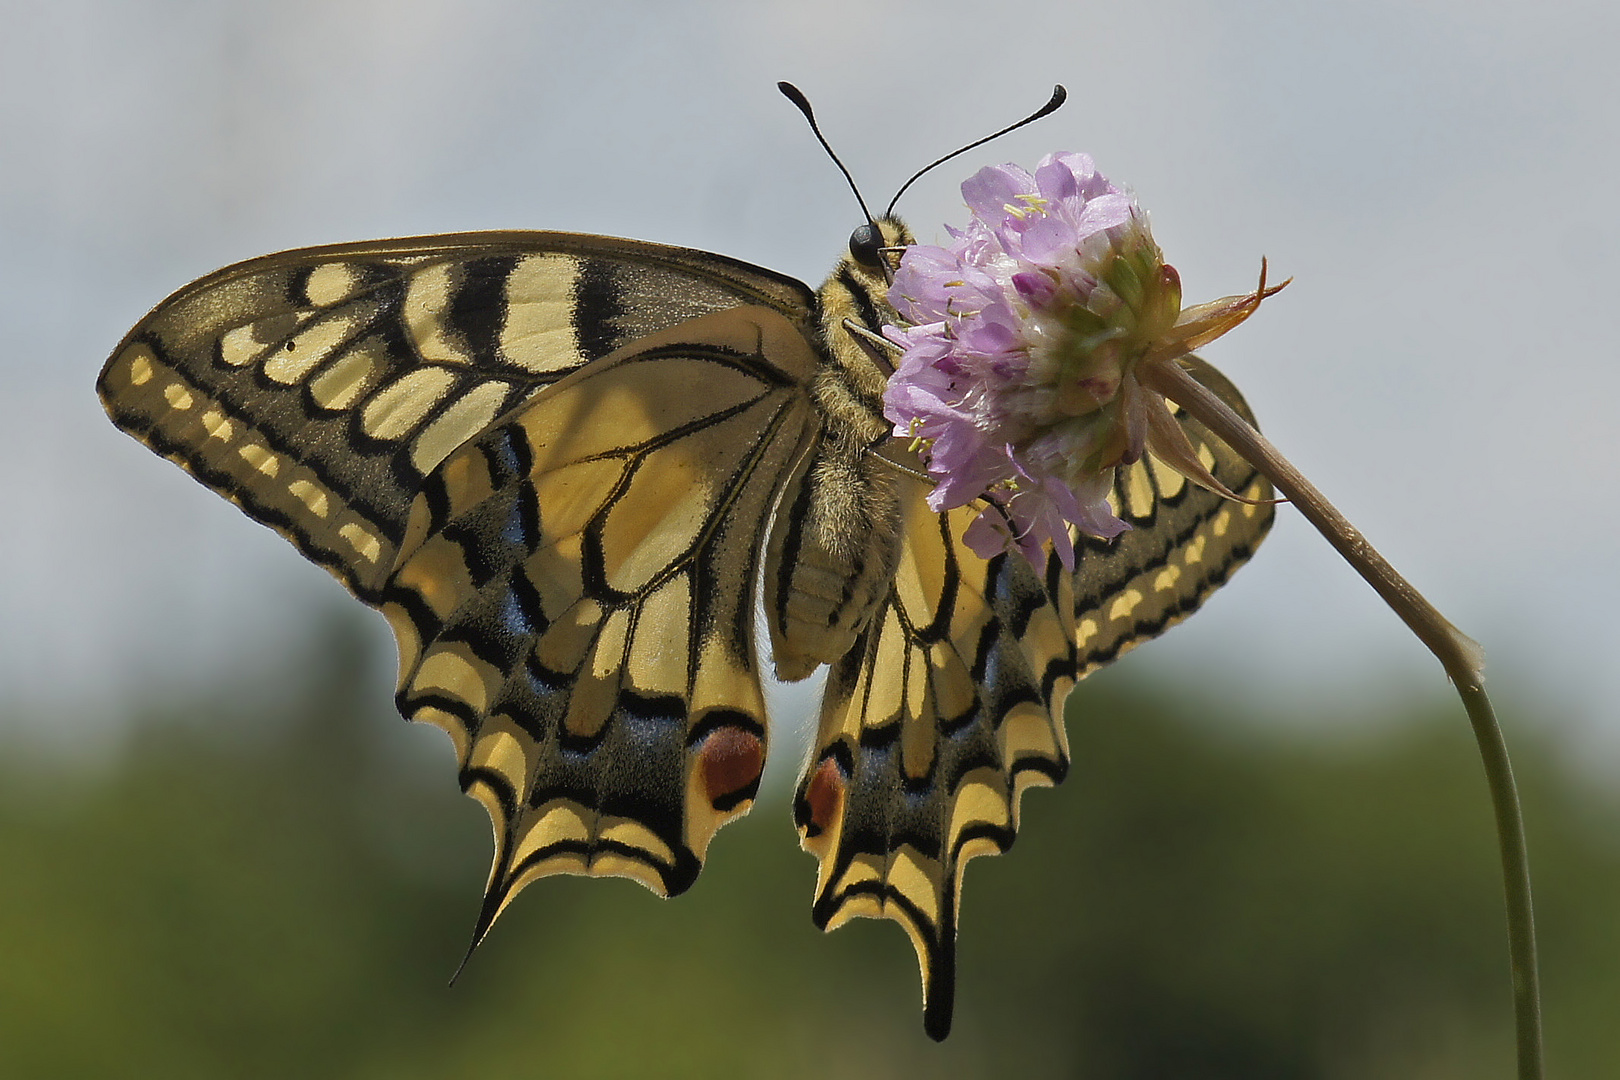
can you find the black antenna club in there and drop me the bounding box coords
[885,85,1067,216]
[778,81,878,230]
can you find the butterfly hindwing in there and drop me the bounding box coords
[98,232,816,600]
[793,354,1274,1039]
[1071,354,1275,674]
[795,485,1077,1040]
[384,307,821,925]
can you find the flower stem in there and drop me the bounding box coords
[1140,357,1544,1080]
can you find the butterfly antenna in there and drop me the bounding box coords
[884,85,1068,216]
[778,81,878,230]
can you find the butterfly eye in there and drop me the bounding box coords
[848,223,884,267]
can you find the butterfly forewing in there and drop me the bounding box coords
[98,232,817,599]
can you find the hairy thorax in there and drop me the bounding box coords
[767,219,916,682]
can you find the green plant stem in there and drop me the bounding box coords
[1141,357,1544,1080]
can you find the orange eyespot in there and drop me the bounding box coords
[698,725,764,810]
[803,755,847,837]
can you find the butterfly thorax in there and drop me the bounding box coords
[810,218,912,446]
[766,219,915,683]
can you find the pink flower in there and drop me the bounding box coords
[883,153,1283,568]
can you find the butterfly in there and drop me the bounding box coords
[97,109,1273,1042]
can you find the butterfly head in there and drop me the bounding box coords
[846,221,887,269]
[846,216,912,279]
[819,216,913,331]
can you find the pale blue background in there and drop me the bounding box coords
[2,0,1614,775]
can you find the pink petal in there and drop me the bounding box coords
[1019,215,1082,266]
[1074,194,1134,239]
[1034,158,1080,202]
[961,164,1035,225]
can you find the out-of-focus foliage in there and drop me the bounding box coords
[1,619,1614,1078]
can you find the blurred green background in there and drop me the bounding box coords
[2,617,1613,1079]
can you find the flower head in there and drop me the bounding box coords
[883,152,1283,568]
